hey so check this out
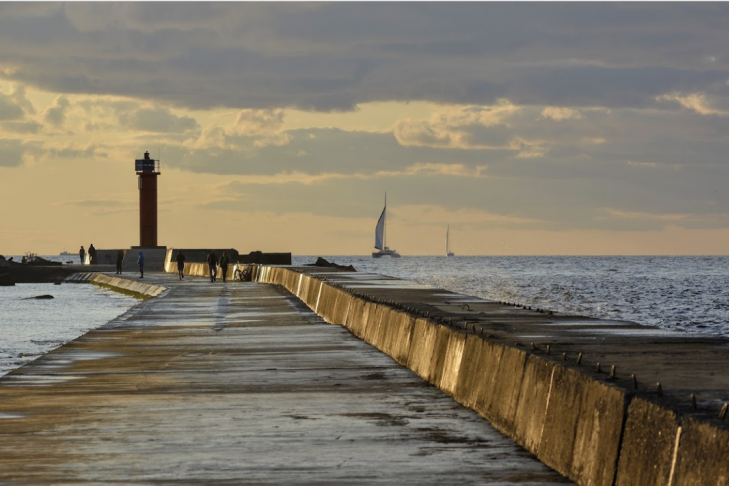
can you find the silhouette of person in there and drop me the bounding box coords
[116,250,124,274]
[176,251,186,280]
[79,246,85,265]
[220,251,229,283]
[137,251,145,278]
[88,244,96,265]
[207,250,217,282]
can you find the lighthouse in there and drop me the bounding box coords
[135,151,161,247]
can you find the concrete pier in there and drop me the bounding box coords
[228,265,729,486]
[0,272,571,484]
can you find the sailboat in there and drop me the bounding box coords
[446,225,455,257]
[372,194,401,258]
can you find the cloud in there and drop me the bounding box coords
[394,101,520,149]
[0,120,41,133]
[10,84,35,114]
[43,95,70,127]
[3,4,729,111]
[596,208,729,231]
[600,208,690,222]
[539,107,584,121]
[117,107,199,133]
[233,109,285,136]
[46,144,106,159]
[655,92,727,116]
[0,92,24,120]
[222,163,486,187]
[0,138,26,167]
[58,198,127,208]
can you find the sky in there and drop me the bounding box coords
[3,2,729,256]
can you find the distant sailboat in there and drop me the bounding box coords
[446,225,455,257]
[372,194,401,258]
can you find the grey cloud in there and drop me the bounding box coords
[118,107,198,133]
[59,199,130,210]
[1,120,42,133]
[3,4,729,110]
[47,145,106,159]
[10,85,35,114]
[0,139,26,167]
[43,96,70,127]
[168,127,498,176]
[0,94,24,121]
[209,165,729,232]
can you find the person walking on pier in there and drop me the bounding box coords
[176,251,186,280]
[137,251,145,279]
[220,252,229,283]
[79,246,85,265]
[207,250,217,282]
[88,244,97,265]
[116,250,124,274]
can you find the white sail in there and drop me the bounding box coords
[446,225,450,254]
[374,207,385,250]
[446,224,454,256]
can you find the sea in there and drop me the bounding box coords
[0,255,137,376]
[293,255,729,338]
[2,255,729,377]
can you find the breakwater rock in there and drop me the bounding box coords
[0,273,15,286]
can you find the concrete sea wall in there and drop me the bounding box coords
[175,263,729,486]
[66,272,166,299]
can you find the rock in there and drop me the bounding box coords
[22,295,54,300]
[0,273,15,286]
[26,256,62,266]
[307,257,356,272]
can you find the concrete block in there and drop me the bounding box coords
[332,288,353,325]
[390,312,415,366]
[90,274,166,298]
[615,397,679,486]
[439,330,466,395]
[377,308,402,357]
[479,344,527,434]
[539,366,625,486]
[427,325,452,388]
[472,341,505,421]
[303,277,321,310]
[316,284,339,323]
[672,417,729,486]
[513,355,556,455]
[364,304,385,345]
[407,318,438,381]
[370,306,391,352]
[358,302,377,343]
[345,297,366,336]
[453,335,488,409]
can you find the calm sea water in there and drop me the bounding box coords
[294,255,729,338]
[2,255,728,377]
[0,255,137,376]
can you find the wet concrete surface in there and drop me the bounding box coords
[0,272,572,485]
[310,269,729,424]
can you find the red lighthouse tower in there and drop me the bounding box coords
[135,151,161,247]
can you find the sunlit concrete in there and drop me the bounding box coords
[0,272,571,485]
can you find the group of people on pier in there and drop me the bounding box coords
[206,250,230,283]
[77,246,231,283]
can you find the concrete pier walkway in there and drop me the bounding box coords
[0,273,571,484]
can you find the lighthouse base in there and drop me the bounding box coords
[122,247,168,273]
